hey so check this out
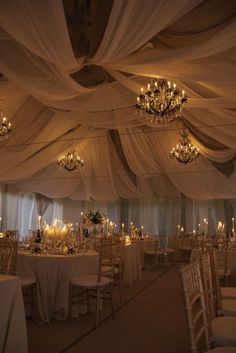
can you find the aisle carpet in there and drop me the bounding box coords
[27,266,189,353]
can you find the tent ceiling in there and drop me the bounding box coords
[0,0,235,201]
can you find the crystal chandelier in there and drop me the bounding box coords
[136,78,187,124]
[57,150,84,171]
[0,107,11,140]
[170,126,200,164]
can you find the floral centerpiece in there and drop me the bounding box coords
[83,210,106,235]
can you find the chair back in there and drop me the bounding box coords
[199,253,216,321]
[157,235,168,249]
[180,262,210,353]
[179,234,193,250]
[97,237,113,283]
[0,239,18,275]
[214,248,228,275]
[209,249,223,312]
[112,240,125,265]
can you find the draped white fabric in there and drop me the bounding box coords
[0,0,235,200]
[0,186,235,238]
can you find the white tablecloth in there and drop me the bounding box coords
[123,243,142,286]
[0,274,28,353]
[16,251,98,322]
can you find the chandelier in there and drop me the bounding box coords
[136,78,187,124]
[170,125,200,164]
[57,150,84,171]
[0,107,11,140]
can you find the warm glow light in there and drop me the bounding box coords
[136,78,188,124]
[58,150,84,171]
[0,103,11,140]
[170,124,200,164]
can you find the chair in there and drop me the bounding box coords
[69,238,115,328]
[161,234,177,265]
[0,239,18,274]
[214,249,231,287]
[180,261,236,352]
[143,236,166,269]
[0,238,36,319]
[208,250,236,318]
[178,233,193,262]
[112,240,125,302]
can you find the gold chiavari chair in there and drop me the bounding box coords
[69,238,115,328]
[180,261,236,353]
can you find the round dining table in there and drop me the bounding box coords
[16,250,98,323]
[0,274,28,353]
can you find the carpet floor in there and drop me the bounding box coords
[27,266,190,353]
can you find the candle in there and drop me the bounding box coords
[203,218,207,235]
[198,223,201,235]
[38,215,41,230]
[121,223,124,232]
[232,218,235,234]
[177,225,180,236]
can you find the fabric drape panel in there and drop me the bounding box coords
[0,0,235,200]
[92,0,203,63]
[35,193,51,220]
[0,184,235,237]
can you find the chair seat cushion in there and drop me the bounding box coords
[70,274,111,287]
[212,317,236,346]
[144,250,165,255]
[222,299,236,316]
[101,265,119,274]
[19,275,36,287]
[221,287,236,299]
[218,269,231,276]
[164,248,175,254]
[207,348,236,353]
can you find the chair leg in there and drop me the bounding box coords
[110,283,115,320]
[32,283,36,321]
[96,287,100,329]
[86,289,90,313]
[68,284,72,320]
[118,270,123,303]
